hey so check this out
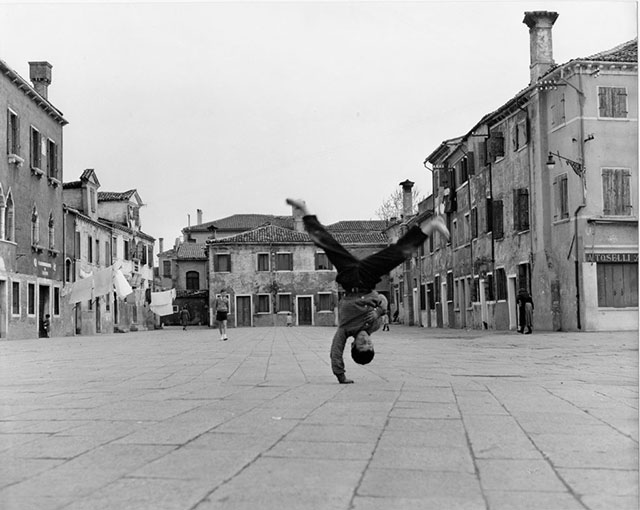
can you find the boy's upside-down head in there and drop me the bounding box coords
[351,330,375,365]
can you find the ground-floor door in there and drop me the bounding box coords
[236,296,252,327]
[508,276,517,330]
[297,296,313,326]
[95,297,101,333]
[38,285,50,337]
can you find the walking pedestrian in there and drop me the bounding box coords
[382,313,390,331]
[180,306,191,331]
[516,289,534,334]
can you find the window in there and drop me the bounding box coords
[111,236,117,261]
[30,127,42,170]
[315,252,333,270]
[278,293,292,312]
[106,241,112,266]
[54,287,60,315]
[185,271,199,290]
[514,118,529,150]
[148,246,153,267]
[597,263,638,307]
[12,282,19,315]
[47,139,58,180]
[471,207,478,239]
[88,235,93,263]
[513,188,530,232]
[48,213,55,250]
[598,87,628,118]
[492,200,504,239]
[275,252,292,271]
[7,109,19,156]
[452,219,458,247]
[446,272,454,302]
[257,253,270,271]
[551,93,566,127]
[31,207,39,246]
[485,274,495,301]
[123,240,129,261]
[427,282,435,310]
[256,294,271,313]
[419,284,426,311]
[463,213,470,244]
[488,131,505,161]
[95,238,100,264]
[215,253,231,272]
[318,293,333,312]
[472,277,479,303]
[5,192,14,242]
[458,157,468,184]
[163,260,171,277]
[496,268,507,301]
[434,275,441,303]
[554,174,569,220]
[65,258,73,283]
[602,168,632,216]
[27,283,35,315]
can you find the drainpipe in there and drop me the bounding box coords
[573,71,587,330]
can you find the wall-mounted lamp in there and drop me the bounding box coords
[547,151,584,177]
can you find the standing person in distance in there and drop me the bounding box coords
[215,291,230,340]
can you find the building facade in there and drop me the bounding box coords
[0,59,67,339]
[63,172,155,335]
[418,11,637,332]
[206,206,390,328]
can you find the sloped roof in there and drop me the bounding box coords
[208,224,388,245]
[177,243,207,259]
[186,214,294,233]
[327,220,387,232]
[582,38,637,63]
[98,190,138,202]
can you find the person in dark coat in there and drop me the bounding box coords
[180,306,191,331]
[516,289,534,334]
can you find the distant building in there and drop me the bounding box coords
[206,203,390,328]
[0,59,67,339]
[419,11,637,332]
[63,170,155,334]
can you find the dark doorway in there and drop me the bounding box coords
[236,296,252,327]
[298,297,312,326]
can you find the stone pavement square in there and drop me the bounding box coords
[0,325,637,509]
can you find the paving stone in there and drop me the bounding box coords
[351,495,486,510]
[370,445,475,473]
[484,490,585,510]
[477,458,567,491]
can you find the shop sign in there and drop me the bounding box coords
[585,252,638,263]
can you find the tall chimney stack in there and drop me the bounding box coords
[400,179,415,219]
[28,61,52,100]
[291,201,305,232]
[523,11,559,85]
[197,209,203,225]
[159,238,164,253]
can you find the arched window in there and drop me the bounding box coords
[48,212,55,250]
[5,192,14,242]
[31,206,39,246]
[65,258,73,283]
[186,271,199,290]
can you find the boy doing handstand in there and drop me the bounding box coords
[286,198,449,384]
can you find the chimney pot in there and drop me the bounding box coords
[399,179,415,219]
[159,237,164,253]
[197,209,203,225]
[28,61,52,100]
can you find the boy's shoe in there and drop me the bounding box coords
[337,374,354,384]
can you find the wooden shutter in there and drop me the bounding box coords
[486,198,493,233]
[467,152,475,176]
[599,87,613,117]
[621,169,632,214]
[493,200,504,239]
[471,207,478,238]
[602,169,613,215]
[613,87,628,118]
[553,177,558,220]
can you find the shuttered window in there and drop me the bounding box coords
[602,168,632,216]
[513,188,530,232]
[215,253,231,272]
[598,87,628,118]
[554,174,569,220]
[488,132,505,161]
[492,200,504,239]
[471,207,478,239]
[257,253,270,271]
[597,263,638,307]
[7,109,19,155]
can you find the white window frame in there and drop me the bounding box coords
[317,292,333,312]
[256,252,270,272]
[11,280,20,317]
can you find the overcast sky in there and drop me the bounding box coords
[0,0,637,250]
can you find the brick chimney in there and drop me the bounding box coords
[400,179,415,219]
[291,202,305,232]
[523,11,559,85]
[28,61,53,100]
[197,209,203,225]
[159,238,164,253]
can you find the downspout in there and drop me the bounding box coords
[573,70,587,330]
